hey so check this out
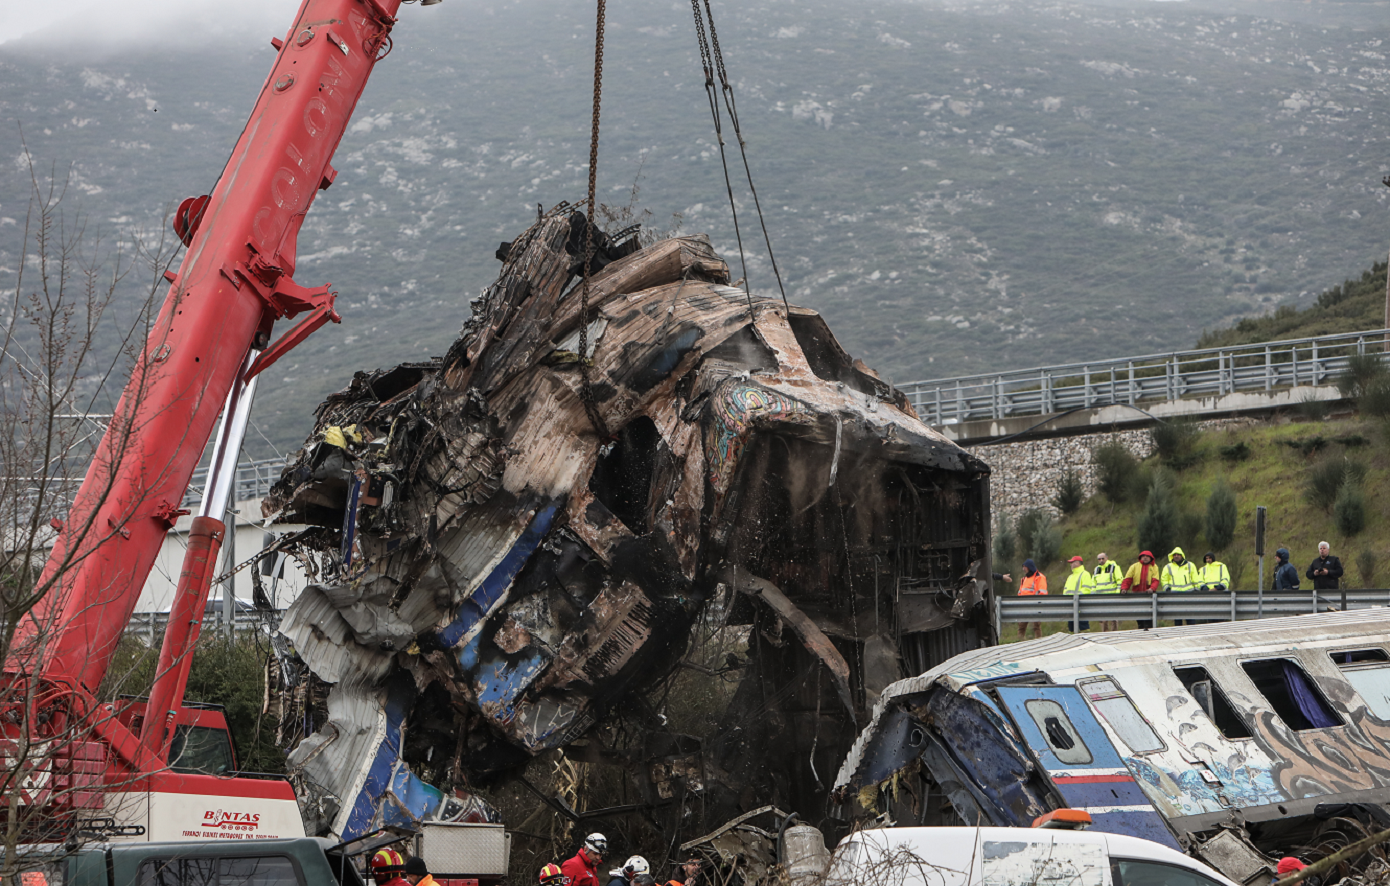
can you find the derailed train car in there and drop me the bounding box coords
[834,610,1390,885]
[262,205,994,838]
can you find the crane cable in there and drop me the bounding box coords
[578,0,611,440]
[689,0,789,314]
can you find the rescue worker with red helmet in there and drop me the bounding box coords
[371,850,409,886]
[539,864,566,886]
[561,833,608,886]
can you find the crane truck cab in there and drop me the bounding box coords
[828,826,1243,886]
[5,837,358,886]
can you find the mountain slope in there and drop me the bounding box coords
[2,0,1388,449]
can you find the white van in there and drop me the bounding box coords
[828,827,1243,886]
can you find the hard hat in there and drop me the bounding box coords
[584,833,609,857]
[539,864,565,884]
[370,850,404,885]
[622,857,650,877]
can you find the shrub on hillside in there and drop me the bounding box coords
[1205,481,1237,551]
[1356,550,1378,588]
[1219,441,1251,462]
[1094,440,1140,504]
[1138,471,1180,556]
[1294,392,1329,422]
[1305,455,1368,512]
[1150,419,1201,468]
[1362,381,1390,419]
[1016,508,1062,569]
[1052,470,1085,516]
[1336,353,1389,400]
[1335,479,1367,537]
[993,513,1017,567]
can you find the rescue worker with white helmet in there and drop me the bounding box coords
[607,856,650,886]
[562,834,608,886]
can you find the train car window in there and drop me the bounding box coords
[1331,649,1390,719]
[1080,678,1164,753]
[1023,699,1093,764]
[1242,658,1342,730]
[1173,666,1252,739]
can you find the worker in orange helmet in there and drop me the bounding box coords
[370,850,409,886]
[539,864,566,886]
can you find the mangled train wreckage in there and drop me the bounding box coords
[834,609,1390,885]
[262,205,995,839]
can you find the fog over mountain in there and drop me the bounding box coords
[2,0,1388,451]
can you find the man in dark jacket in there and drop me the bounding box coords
[1306,541,1344,590]
[1273,548,1300,590]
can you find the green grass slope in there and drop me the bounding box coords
[997,414,1390,642]
[1197,261,1388,349]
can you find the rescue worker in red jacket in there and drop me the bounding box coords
[1121,550,1160,629]
[1017,558,1048,641]
[371,850,409,886]
[562,834,608,886]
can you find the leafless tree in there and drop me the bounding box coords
[0,144,180,871]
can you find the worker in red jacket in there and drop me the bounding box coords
[562,834,608,886]
[1121,550,1161,629]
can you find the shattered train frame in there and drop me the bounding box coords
[262,205,995,839]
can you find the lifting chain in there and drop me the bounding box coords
[578,0,611,440]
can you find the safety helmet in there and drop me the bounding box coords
[371,850,404,885]
[584,833,609,858]
[539,864,565,884]
[622,857,650,878]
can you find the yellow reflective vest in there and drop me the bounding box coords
[1161,560,1199,592]
[1198,561,1231,590]
[1092,561,1123,594]
[1063,564,1095,596]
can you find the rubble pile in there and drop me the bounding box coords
[263,203,992,840]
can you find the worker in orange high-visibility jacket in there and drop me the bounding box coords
[1017,558,1048,641]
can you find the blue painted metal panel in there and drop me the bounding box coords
[995,685,1179,849]
[341,679,443,839]
[437,504,558,649]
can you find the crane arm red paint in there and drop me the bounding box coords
[11,0,403,715]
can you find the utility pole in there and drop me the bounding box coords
[1255,505,1267,618]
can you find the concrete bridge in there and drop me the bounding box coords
[898,328,1385,445]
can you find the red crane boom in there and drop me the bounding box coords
[5,0,408,840]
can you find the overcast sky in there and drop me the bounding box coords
[0,0,306,46]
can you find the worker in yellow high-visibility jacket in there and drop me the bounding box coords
[1092,552,1124,631]
[1063,555,1095,632]
[1198,552,1231,591]
[1162,547,1201,626]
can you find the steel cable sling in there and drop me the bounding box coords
[689,0,789,313]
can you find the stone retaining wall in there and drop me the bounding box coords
[975,419,1250,527]
[975,430,1153,526]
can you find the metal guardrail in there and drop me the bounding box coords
[126,609,281,641]
[898,329,1390,426]
[997,589,1390,634]
[182,456,287,508]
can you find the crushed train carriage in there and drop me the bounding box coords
[261,205,995,839]
[834,609,1390,885]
